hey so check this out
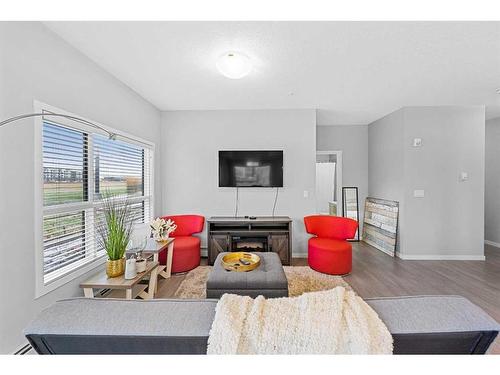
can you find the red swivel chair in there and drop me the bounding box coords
[304,215,358,275]
[159,215,205,273]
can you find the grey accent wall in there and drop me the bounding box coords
[485,117,500,245]
[368,109,406,252]
[316,125,368,229]
[402,107,485,258]
[0,22,161,353]
[160,109,317,257]
[368,106,485,259]
[368,110,406,201]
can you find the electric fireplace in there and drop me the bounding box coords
[231,234,269,252]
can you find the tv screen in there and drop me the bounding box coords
[219,150,283,187]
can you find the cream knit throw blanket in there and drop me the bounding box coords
[207,287,393,354]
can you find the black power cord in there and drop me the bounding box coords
[234,187,239,218]
[272,187,279,217]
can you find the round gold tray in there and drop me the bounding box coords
[221,252,261,272]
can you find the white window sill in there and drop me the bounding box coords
[35,255,106,299]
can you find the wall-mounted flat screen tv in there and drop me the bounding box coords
[219,150,283,187]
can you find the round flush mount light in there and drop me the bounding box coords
[216,51,252,79]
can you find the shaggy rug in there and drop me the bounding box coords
[174,266,351,299]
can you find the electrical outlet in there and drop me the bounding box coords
[413,138,423,147]
[303,190,309,198]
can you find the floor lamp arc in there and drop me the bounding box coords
[0,112,117,140]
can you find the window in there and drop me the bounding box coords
[36,105,154,295]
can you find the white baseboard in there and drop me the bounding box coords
[204,248,486,260]
[397,254,485,261]
[485,240,500,248]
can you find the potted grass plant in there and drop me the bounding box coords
[96,194,133,278]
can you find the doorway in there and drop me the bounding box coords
[315,151,342,215]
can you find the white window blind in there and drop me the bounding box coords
[42,210,91,280]
[43,122,88,206]
[41,120,153,285]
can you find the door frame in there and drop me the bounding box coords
[315,150,343,215]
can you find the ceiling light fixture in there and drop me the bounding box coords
[216,51,252,79]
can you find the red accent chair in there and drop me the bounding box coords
[159,215,205,273]
[304,215,358,275]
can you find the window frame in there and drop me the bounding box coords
[34,101,155,298]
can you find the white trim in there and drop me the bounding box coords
[149,147,155,219]
[484,240,500,248]
[35,100,155,149]
[397,254,486,261]
[37,256,107,298]
[42,201,93,215]
[316,150,343,215]
[33,111,45,298]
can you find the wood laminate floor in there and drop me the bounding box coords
[155,242,500,354]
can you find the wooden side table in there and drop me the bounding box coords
[149,238,175,279]
[127,237,175,279]
[80,261,159,300]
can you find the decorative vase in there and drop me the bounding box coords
[124,257,137,280]
[106,258,125,278]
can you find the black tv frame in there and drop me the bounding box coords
[218,150,284,188]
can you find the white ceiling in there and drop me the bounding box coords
[44,21,500,125]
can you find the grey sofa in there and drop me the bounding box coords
[24,295,499,354]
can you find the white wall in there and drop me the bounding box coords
[315,162,336,214]
[317,125,369,228]
[485,117,500,246]
[160,109,317,257]
[368,106,485,260]
[0,22,161,353]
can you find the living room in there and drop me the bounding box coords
[1,1,500,371]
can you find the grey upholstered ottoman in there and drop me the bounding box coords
[206,252,289,299]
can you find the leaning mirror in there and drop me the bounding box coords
[342,187,359,241]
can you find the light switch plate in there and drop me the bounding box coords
[414,189,425,198]
[460,172,468,182]
[303,190,309,198]
[413,138,423,147]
